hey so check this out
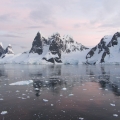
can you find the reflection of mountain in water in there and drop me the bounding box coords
[98,66,120,96]
[33,77,67,96]
[30,65,120,97]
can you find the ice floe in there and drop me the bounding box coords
[9,80,33,85]
[1,111,8,115]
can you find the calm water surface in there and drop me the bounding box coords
[0,64,120,120]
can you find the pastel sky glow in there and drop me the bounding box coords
[0,0,120,53]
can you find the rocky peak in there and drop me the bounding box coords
[63,35,88,53]
[49,33,63,58]
[0,42,4,57]
[107,32,120,47]
[5,44,14,54]
[29,32,43,55]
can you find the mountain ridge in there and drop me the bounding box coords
[0,32,120,65]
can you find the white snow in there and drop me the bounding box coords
[0,42,3,47]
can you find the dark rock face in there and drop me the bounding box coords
[86,36,111,62]
[108,32,120,47]
[42,37,48,45]
[0,43,4,57]
[43,33,63,63]
[29,32,43,55]
[4,44,14,54]
[100,32,120,63]
[86,46,97,59]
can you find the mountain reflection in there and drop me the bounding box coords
[30,65,120,97]
[98,66,120,96]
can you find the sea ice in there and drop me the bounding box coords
[16,90,20,92]
[62,88,67,90]
[113,114,118,117]
[110,103,115,106]
[69,94,74,96]
[79,117,84,120]
[1,111,8,115]
[9,80,33,85]
[51,104,54,106]
[43,99,49,102]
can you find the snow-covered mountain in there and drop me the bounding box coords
[87,32,120,64]
[0,32,89,64]
[0,32,120,65]
[0,42,4,57]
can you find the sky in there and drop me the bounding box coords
[0,0,120,53]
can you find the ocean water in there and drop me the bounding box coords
[0,64,120,120]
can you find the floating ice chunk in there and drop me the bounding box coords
[83,89,87,90]
[1,111,8,115]
[51,104,54,106]
[79,117,84,120]
[62,88,67,90]
[0,98,4,100]
[69,94,74,96]
[22,97,26,99]
[43,99,48,102]
[16,90,20,92]
[90,99,93,100]
[60,94,63,96]
[34,88,39,90]
[105,89,108,91]
[113,114,118,117]
[61,110,65,113]
[9,80,33,85]
[18,97,21,98]
[110,103,115,106]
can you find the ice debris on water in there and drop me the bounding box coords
[1,111,8,115]
[62,88,67,90]
[113,114,118,117]
[43,99,48,102]
[110,103,115,106]
[0,98,4,100]
[9,80,33,85]
[51,104,54,106]
[69,94,74,96]
[79,117,84,120]
[34,88,39,90]
[90,99,93,101]
[16,90,20,92]
[61,110,65,113]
